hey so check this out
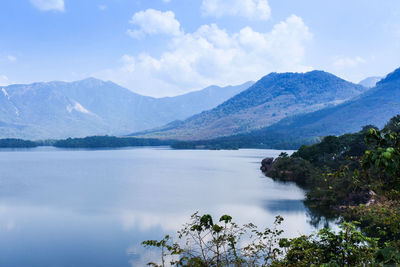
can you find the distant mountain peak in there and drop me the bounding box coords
[359,76,382,88]
[74,77,107,87]
[260,70,341,81]
[7,78,107,89]
[307,70,329,75]
[378,67,400,85]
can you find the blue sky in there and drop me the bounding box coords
[1,0,399,96]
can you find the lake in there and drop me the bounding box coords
[0,147,319,266]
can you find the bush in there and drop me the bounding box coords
[265,155,318,187]
[142,213,285,266]
[142,214,381,266]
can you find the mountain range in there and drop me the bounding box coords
[171,67,400,149]
[2,67,399,147]
[0,78,252,139]
[262,67,400,138]
[133,71,368,140]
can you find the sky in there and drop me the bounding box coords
[1,0,400,97]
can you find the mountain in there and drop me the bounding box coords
[133,71,368,140]
[264,67,400,138]
[0,78,252,139]
[182,67,400,149]
[359,76,382,88]
[151,81,254,121]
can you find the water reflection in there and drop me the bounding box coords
[264,199,306,213]
[0,147,327,266]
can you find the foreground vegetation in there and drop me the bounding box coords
[265,115,400,263]
[143,115,400,266]
[142,213,397,266]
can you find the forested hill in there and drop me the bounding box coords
[256,67,400,142]
[172,67,400,149]
[133,70,368,141]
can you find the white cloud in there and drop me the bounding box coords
[127,9,182,39]
[120,54,136,72]
[30,0,65,12]
[201,0,271,20]
[98,14,312,97]
[7,55,16,63]
[332,56,366,69]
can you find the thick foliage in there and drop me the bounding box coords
[265,153,318,187]
[142,214,379,267]
[293,125,373,169]
[263,127,372,208]
[265,115,400,259]
[142,213,285,266]
[53,136,172,148]
[279,222,377,267]
[265,118,400,209]
[0,138,37,148]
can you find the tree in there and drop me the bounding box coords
[142,214,379,266]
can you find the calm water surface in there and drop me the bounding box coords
[0,147,317,266]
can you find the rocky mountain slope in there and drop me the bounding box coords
[181,67,400,149]
[0,78,252,139]
[262,67,400,139]
[134,71,368,140]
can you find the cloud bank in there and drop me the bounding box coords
[98,9,312,97]
[127,9,182,39]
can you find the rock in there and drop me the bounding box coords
[260,157,274,172]
[342,189,376,207]
[366,190,377,206]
